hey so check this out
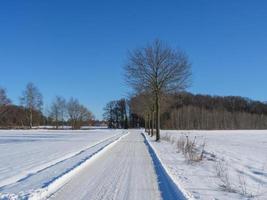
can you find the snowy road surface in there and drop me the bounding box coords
[48,131,186,200]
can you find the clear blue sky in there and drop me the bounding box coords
[0,0,266,119]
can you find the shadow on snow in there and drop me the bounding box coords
[142,133,187,200]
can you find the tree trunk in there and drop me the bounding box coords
[148,113,151,136]
[155,93,160,141]
[56,116,59,129]
[151,111,154,137]
[124,114,128,129]
[145,116,147,133]
[29,109,33,129]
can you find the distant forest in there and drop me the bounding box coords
[132,92,267,130]
[104,92,267,130]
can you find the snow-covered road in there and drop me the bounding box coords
[47,131,186,200]
[48,131,162,200]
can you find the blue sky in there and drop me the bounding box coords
[0,0,266,119]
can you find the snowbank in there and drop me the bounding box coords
[147,130,267,200]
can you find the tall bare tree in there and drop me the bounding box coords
[50,96,66,129]
[125,39,191,141]
[20,83,43,128]
[0,87,12,121]
[0,87,11,106]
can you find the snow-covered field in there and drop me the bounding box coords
[0,129,126,199]
[1,129,266,200]
[148,130,267,200]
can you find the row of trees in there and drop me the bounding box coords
[164,106,267,130]
[0,83,94,129]
[161,93,267,130]
[128,92,267,130]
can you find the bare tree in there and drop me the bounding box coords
[67,98,81,129]
[50,96,66,129]
[103,99,128,129]
[78,104,94,126]
[125,39,191,141]
[0,87,12,122]
[67,98,94,129]
[103,101,116,128]
[20,83,43,128]
[0,87,11,106]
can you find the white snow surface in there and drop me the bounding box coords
[147,130,267,200]
[0,129,126,199]
[2,129,265,200]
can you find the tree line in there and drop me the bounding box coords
[129,92,267,130]
[0,83,95,129]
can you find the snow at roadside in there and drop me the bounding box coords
[0,129,126,199]
[147,130,267,200]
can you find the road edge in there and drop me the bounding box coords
[142,131,195,200]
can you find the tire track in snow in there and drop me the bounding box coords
[0,133,123,190]
[0,132,128,199]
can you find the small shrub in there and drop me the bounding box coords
[215,160,235,192]
[162,133,206,162]
[163,133,206,162]
[238,173,252,197]
[215,160,259,198]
